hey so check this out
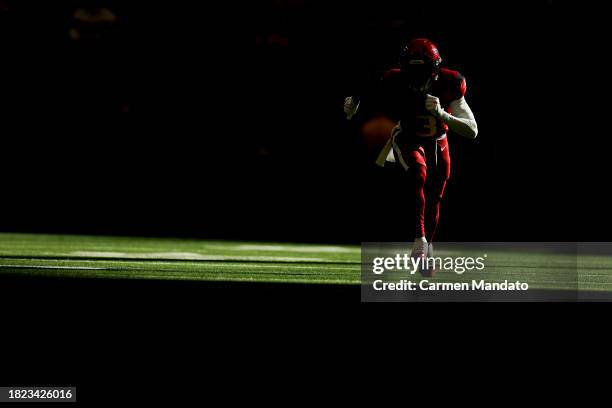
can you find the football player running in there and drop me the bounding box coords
[344,38,478,277]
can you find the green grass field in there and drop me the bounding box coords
[0,233,360,284]
[0,233,611,295]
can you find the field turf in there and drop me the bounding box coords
[0,234,611,296]
[0,233,360,284]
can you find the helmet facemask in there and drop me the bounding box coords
[401,59,441,92]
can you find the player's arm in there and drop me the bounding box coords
[425,74,478,139]
[426,94,478,139]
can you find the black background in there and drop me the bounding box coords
[0,0,573,243]
[0,1,606,403]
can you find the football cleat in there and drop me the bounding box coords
[411,237,428,275]
[421,243,436,278]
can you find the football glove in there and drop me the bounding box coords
[344,96,360,120]
[425,94,447,119]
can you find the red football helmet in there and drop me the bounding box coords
[399,38,442,90]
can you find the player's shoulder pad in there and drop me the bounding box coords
[438,67,467,99]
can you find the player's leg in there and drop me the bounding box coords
[413,162,427,240]
[425,138,451,243]
[402,145,429,264]
[422,138,451,277]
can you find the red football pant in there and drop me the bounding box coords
[402,137,451,242]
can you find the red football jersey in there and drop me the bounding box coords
[381,67,467,139]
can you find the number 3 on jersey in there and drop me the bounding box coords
[416,115,437,137]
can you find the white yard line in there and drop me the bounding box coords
[228,245,358,253]
[0,265,105,270]
[69,251,327,262]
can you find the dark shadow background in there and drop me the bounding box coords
[0,2,605,399]
[0,0,570,243]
